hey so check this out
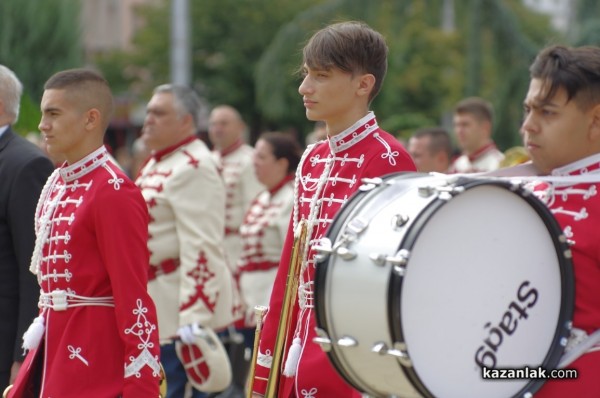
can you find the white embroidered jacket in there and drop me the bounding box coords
[212,142,265,272]
[137,137,237,338]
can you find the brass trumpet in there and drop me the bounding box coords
[499,146,530,168]
[247,220,309,398]
[247,305,268,398]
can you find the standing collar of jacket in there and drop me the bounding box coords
[328,112,378,154]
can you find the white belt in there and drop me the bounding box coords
[39,289,115,311]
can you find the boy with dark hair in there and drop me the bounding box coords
[521,44,600,397]
[250,21,416,397]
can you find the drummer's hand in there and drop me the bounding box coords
[251,394,264,398]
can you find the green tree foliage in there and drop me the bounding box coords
[0,0,82,134]
[95,0,323,138]
[255,0,463,141]
[571,0,600,46]
[95,0,560,147]
[455,0,556,148]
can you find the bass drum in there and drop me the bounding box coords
[314,172,574,398]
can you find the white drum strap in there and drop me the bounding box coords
[558,328,600,368]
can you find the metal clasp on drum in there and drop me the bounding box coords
[369,249,410,275]
[418,184,465,200]
[313,328,358,352]
[314,217,368,262]
[358,177,384,192]
[372,341,412,367]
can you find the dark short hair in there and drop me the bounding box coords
[301,21,388,102]
[44,68,113,129]
[529,44,600,110]
[258,131,302,173]
[412,127,453,158]
[454,97,494,124]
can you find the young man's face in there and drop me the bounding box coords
[452,112,488,155]
[39,88,89,164]
[521,78,596,174]
[408,136,441,173]
[298,64,362,132]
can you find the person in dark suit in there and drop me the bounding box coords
[0,64,54,393]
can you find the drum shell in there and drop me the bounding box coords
[315,173,574,398]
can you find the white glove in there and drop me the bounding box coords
[177,324,199,345]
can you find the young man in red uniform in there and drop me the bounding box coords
[250,21,416,397]
[520,45,600,397]
[8,69,161,397]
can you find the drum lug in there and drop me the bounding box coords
[391,213,409,229]
[391,342,412,367]
[393,264,406,276]
[418,184,465,199]
[418,185,436,197]
[391,249,411,276]
[369,253,387,266]
[359,177,383,191]
[371,341,412,367]
[337,336,359,348]
[313,238,333,262]
[313,328,332,352]
[336,246,357,261]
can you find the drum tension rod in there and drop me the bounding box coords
[418,185,465,199]
[313,329,359,352]
[359,177,384,191]
[371,342,412,367]
[369,249,410,274]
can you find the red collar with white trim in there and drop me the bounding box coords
[152,135,197,162]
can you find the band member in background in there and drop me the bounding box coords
[407,126,454,173]
[233,131,302,392]
[250,21,416,397]
[136,84,237,398]
[9,69,160,397]
[0,65,54,393]
[208,105,264,398]
[208,105,265,275]
[449,97,504,173]
[521,44,600,396]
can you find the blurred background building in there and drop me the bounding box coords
[82,0,158,57]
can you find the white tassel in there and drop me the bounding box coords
[22,315,45,351]
[282,337,302,377]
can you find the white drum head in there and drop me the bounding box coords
[396,182,571,398]
[315,174,573,398]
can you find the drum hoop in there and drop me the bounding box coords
[314,171,422,395]
[388,177,575,398]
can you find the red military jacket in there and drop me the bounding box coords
[251,112,416,398]
[16,146,160,398]
[531,154,600,397]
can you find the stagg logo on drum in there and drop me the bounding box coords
[474,280,538,369]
